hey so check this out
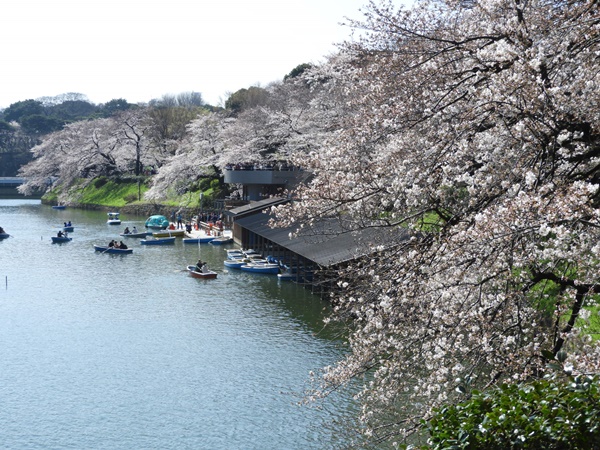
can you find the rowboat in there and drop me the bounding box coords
[240,262,280,274]
[0,232,10,240]
[152,229,185,238]
[63,225,74,232]
[93,244,133,254]
[223,259,247,269]
[225,248,258,259]
[107,212,121,225]
[140,237,176,245]
[183,235,215,244]
[209,236,233,245]
[226,250,244,259]
[120,231,148,238]
[277,270,295,281]
[51,236,72,243]
[52,205,66,210]
[186,265,218,279]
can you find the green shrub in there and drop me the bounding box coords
[427,375,600,449]
[94,177,108,188]
[124,193,139,203]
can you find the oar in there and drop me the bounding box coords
[101,243,116,253]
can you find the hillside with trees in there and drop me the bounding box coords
[13,0,600,446]
[0,93,137,176]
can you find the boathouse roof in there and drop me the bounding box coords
[235,212,410,267]
[223,197,289,218]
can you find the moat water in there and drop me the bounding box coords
[0,200,355,449]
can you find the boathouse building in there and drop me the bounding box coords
[224,196,409,293]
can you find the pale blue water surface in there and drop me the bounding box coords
[0,200,355,449]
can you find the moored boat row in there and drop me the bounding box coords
[223,249,289,277]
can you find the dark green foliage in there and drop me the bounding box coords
[124,193,139,203]
[93,177,109,188]
[48,100,98,121]
[100,98,133,117]
[20,114,64,135]
[224,86,269,113]
[284,63,312,80]
[0,151,33,176]
[427,375,600,449]
[0,120,14,132]
[2,99,45,122]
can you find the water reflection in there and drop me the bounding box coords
[0,200,356,449]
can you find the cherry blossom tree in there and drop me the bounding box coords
[18,107,169,198]
[146,76,342,199]
[144,112,231,199]
[273,0,600,444]
[18,118,120,197]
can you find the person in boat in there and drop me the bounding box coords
[132,226,138,233]
[57,230,65,238]
[67,221,71,226]
[119,241,128,249]
[124,227,130,234]
[64,222,67,227]
[195,260,204,272]
[201,262,209,273]
[0,226,5,234]
[108,240,115,248]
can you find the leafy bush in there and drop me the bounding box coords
[124,193,139,203]
[94,177,108,188]
[427,375,600,449]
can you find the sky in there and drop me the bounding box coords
[1,0,372,108]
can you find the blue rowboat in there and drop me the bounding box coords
[120,231,148,238]
[63,226,74,232]
[209,236,233,245]
[52,205,66,210]
[51,236,72,243]
[183,236,215,244]
[240,263,280,275]
[140,237,176,245]
[0,233,10,240]
[223,259,246,269]
[93,245,133,254]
